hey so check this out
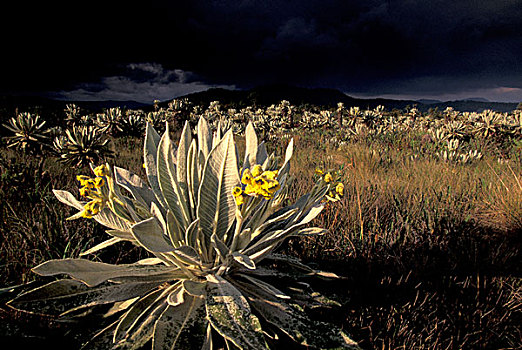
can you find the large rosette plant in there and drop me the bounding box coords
[8,117,359,350]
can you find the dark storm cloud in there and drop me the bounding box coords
[54,63,235,103]
[2,0,521,101]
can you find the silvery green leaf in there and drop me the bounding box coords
[32,258,177,287]
[131,217,174,253]
[236,228,252,251]
[177,121,194,218]
[205,275,267,350]
[9,279,162,317]
[177,121,192,185]
[108,196,135,223]
[153,294,206,350]
[166,284,184,306]
[201,323,213,350]
[53,189,84,210]
[185,218,200,248]
[234,280,360,349]
[211,233,230,262]
[114,166,158,208]
[80,237,123,256]
[81,319,120,350]
[197,117,212,159]
[137,258,164,265]
[245,204,324,262]
[95,207,133,232]
[151,202,167,233]
[278,138,293,179]
[187,139,199,211]
[249,208,298,242]
[182,279,207,298]
[242,122,258,172]
[262,153,275,171]
[213,122,222,148]
[103,298,138,318]
[114,288,165,343]
[172,245,202,266]
[262,254,314,273]
[232,252,256,270]
[106,229,135,240]
[144,122,167,209]
[197,131,240,241]
[157,124,189,229]
[166,210,184,247]
[237,274,289,299]
[116,297,169,350]
[256,142,268,166]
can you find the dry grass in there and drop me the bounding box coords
[1,128,521,349]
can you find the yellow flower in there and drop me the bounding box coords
[93,164,109,177]
[232,187,245,205]
[79,187,91,197]
[251,164,263,177]
[232,186,242,197]
[241,165,280,201]
[81,199,103,218]
[76,175,94,187]
[324,173,333,183]
[335,182,344,197]
[262,170,278,180]
[94,177,105,188]
[315,167,324,175]
[234,194,245,206]
[241,169,253,185]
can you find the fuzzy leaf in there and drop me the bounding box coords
[116,298,170,350]
[53,189,84,210]
[232,252,256,270]
[197,117,212,159]
[8,279,162,316]
[32,259,178,287]
[234,280,360,349]
[114,288,166,344]
[172,245,202,266]
[197,131,240,241]
[114,166,158,208]
[153,294,206,350]
[242,122,258,171]
[157,124,189,229]
[205,275,267,349]
[131,217,174,253]
[144,122,167,209]
[80,237,123,256]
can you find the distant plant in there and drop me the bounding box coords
[119,112,145,137]
[8,118,358,350]
[64,104,82,126]
[2,112,50,154]
[53,125,113,167]
[97,108,124,136]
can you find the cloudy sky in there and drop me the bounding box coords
[2,0,521,103]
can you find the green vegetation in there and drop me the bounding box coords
[0,100,520,349]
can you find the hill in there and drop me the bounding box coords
[178,85,519,112]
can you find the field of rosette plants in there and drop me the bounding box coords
[1,99,520,349]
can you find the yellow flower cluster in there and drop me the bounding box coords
[316,167,345,202]
[233,164,280,205]
[77,164,110,218]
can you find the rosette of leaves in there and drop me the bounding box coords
[7,117,360,350]
[97,108,124,136]
[64,103,82,125]
[56,125,114,167]
[2,112,50,154]
[119,113,145,137]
